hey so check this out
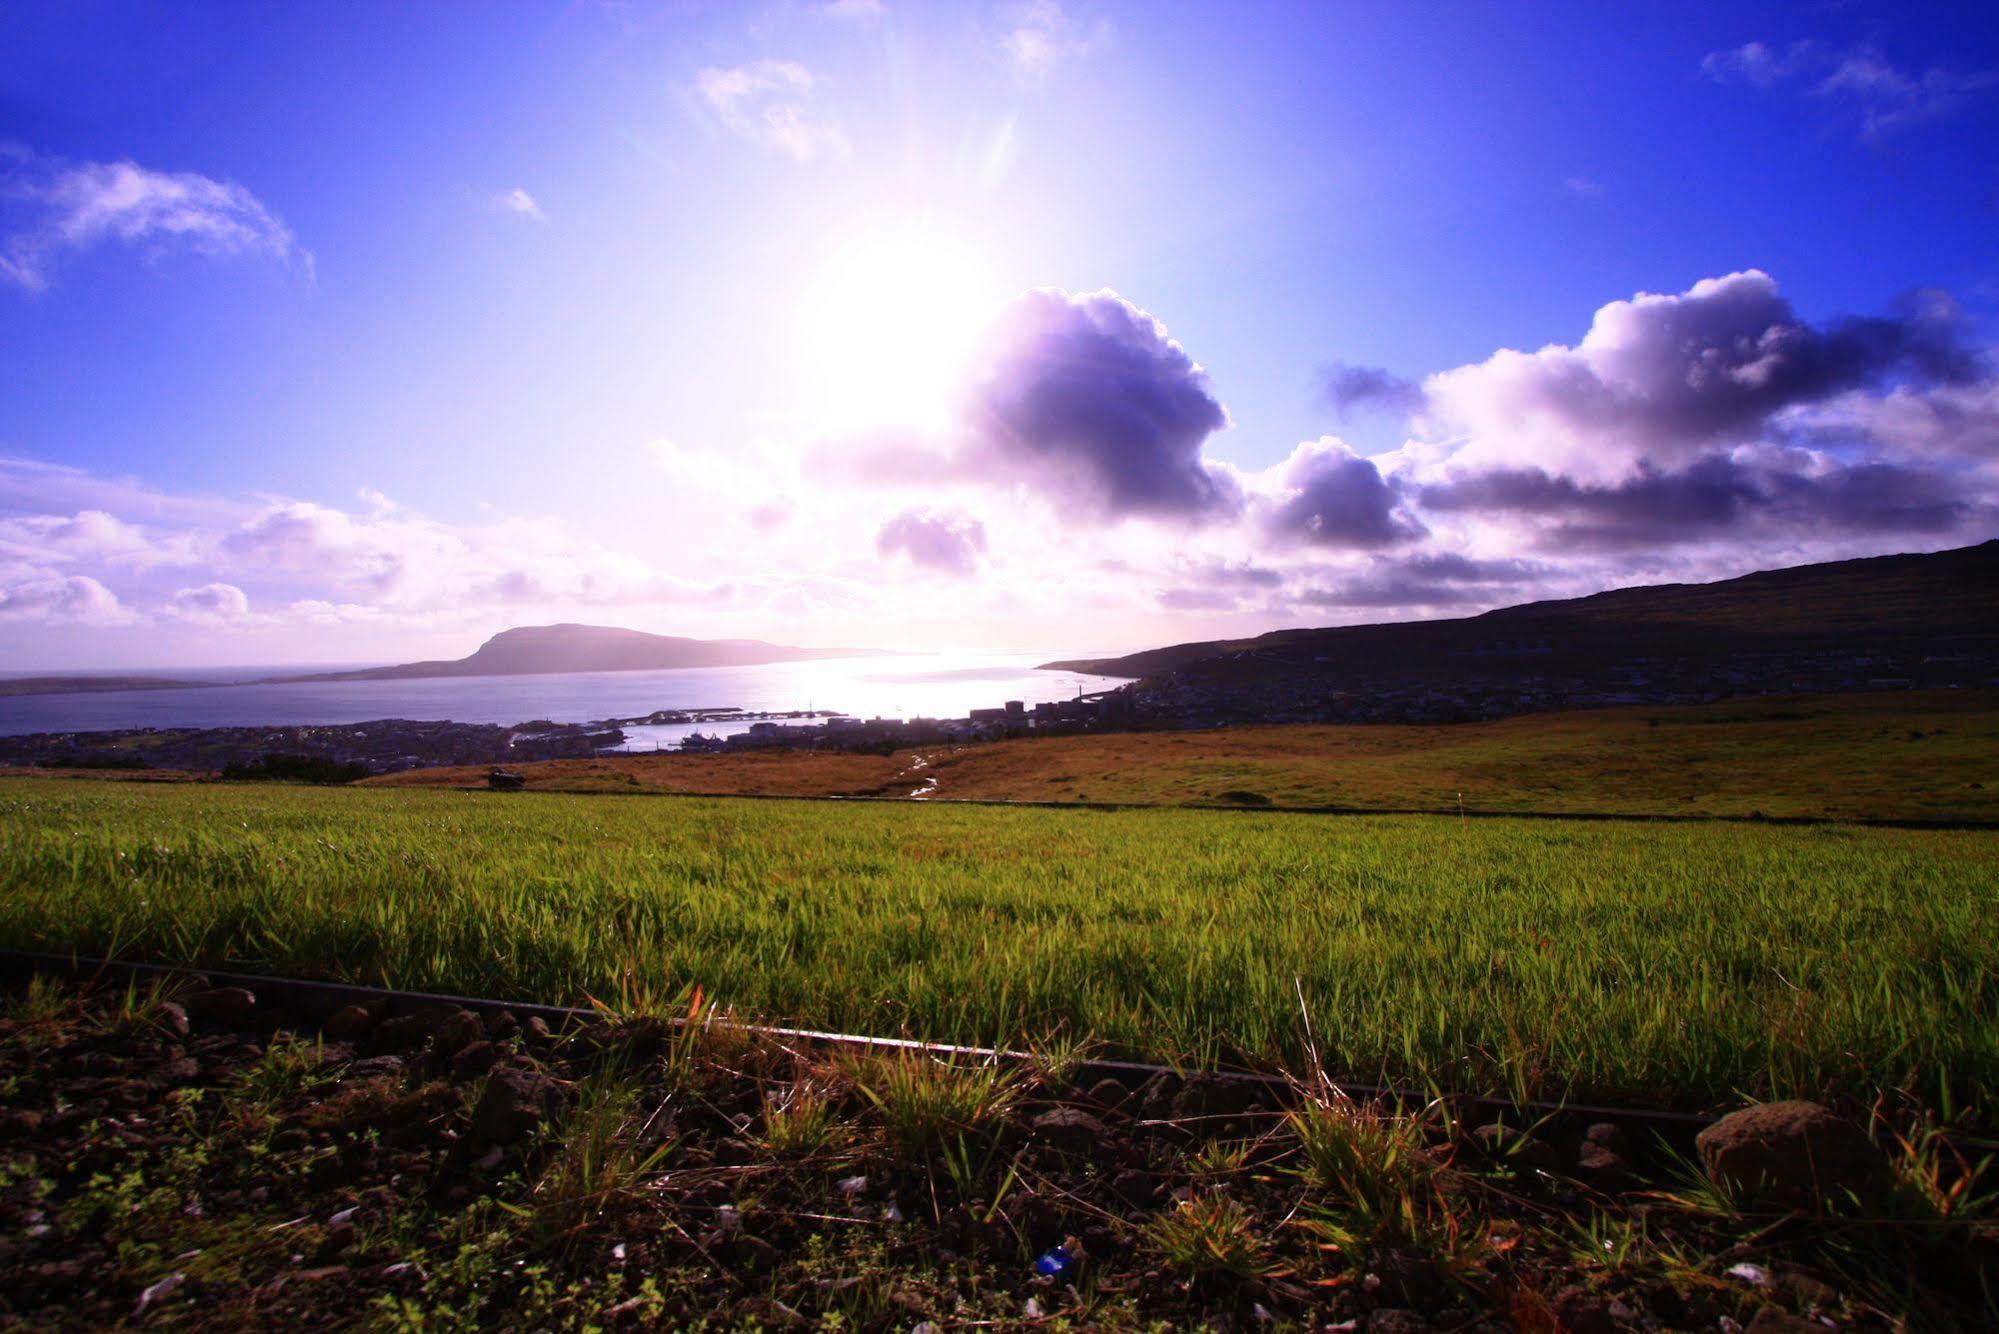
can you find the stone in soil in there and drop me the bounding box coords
[451,1041,501,1081]
[184,987,258,1028]
[1031,1105,1109,1148]
[430,1009,484,1057]
[1083,1077,1130,1113]
[324,1005,374,1040]
[1695,1100,1897,1212]
[472,1067,562,1144]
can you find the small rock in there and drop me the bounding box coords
[1747,1308,1824,1333]
[324,1005,374,1041]
[1365,1310,1432,1334]
[472,1068,561,1144]
[1577,1140,1629,1178]
[150,1056,201,1088]
[1551,1286,1616,1334]
[1584,1121,1625,1149]
[522,1016,553,1042]
[1696,1101,1897,1212]
[1170,1073,1258,1121]
[1111,1169,1156,1205]
[1,1110,46,1139]
[1638,1278,1686,1322]
[732,1297,807,1329]
[134,1272,185,1315]
[731,1233,778,1270]
[835,1175,869,1199]
[485,1010,519,1040]
[369,1013,435,1054]
[1031,1105,1109,1148]
[450,1041,501,1081]
[345,1055,404,1080]
[1084,1077,1130,1113]
[185,987,257,1029]
[155,1002,190,1038]
[430,1009,483,1057]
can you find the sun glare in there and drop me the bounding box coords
[798,226,1003,431]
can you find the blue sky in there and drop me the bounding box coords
[2,1,1996,668]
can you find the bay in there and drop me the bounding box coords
[0,653,1126,749]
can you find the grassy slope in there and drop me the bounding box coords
[3,777,1995,1110]
[365,689,1999,822]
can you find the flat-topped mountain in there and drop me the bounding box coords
[266,624,872,684]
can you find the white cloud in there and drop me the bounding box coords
[0,144,306,292]
[0,566,134,625]
[1562,176,1605,198]
[694,61,849,163]
[168,582,251,623]
[499,187,545,221]
[822,0,883,18]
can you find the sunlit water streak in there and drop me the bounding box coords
[0,653,1126,748]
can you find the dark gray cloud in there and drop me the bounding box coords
[1420,451,1978,552]
[1319,361,1423,419]
[1158,587,1242,611]
[875,508,988,575]
[1294,553,1544,609]
[960,289,1240,521]
[1264,440,1425,549]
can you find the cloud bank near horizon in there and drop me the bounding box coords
[4,269,1996,666]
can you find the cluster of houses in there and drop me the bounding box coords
[679,691,1133,752]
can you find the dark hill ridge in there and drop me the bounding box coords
[266,624,872,684]
[1044,540,1999,724]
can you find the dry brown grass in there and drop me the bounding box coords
[364,689,1999,822]
[362,747,908,797]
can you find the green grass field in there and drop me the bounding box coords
[2,777,1994,1112]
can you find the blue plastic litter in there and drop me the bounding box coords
[1033,1247,1072,1277]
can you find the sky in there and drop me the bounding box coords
[1,0,1996,670]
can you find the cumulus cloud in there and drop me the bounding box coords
[875,509,988,575]
[1423,270,1983,484]
[1701,41,1999,139]
[694,61,848,162]
[1319,362,1424,420]
[0,508,192,568]
[169,582,251,622]
[0,144,304,292]
[959,288,1241,522]
[0,567,133,624]
[1260,439,1424,549]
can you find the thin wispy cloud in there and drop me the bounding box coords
[0,144,305,292]
[1563,176,1605,198]
[498,187,545,221]
[694,60,849,163]
[996,0,1103,75]
[1701,40,1999,140]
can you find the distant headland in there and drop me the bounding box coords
[260,623,876,684]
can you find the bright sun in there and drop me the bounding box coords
[798,226,1003,432]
